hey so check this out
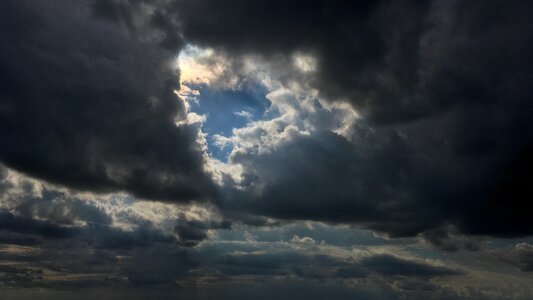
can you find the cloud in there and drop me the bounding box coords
[1,1,533,298]
[420,226,482,252]
[205,248,461,282]
[174,0,533,122]
[490,243,533,272]
[14,190,113,226]
[175,213,231,247]
[0,210,78,239]
[2,0,532,239]
[167,0,533,237]
[358,254,461,277]
[0,0,216,202]
[221,114,533,237]
[222,129,443,236]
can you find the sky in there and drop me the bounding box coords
[0,0,533,299]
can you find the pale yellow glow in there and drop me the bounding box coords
[293,53,317,73]
[178,46,228,87]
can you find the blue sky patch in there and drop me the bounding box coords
[186,82,274,161]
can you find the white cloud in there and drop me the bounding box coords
[292,53,317,73]
[174,44,361,192]
[234,110,253,121]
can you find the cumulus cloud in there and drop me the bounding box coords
[168,0,533,238]
[489,243,533,272]
[2,1,533,298]
[175,213,231,247]
[420,226,482,252]
[0,0,216,202]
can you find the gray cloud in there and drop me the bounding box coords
[14,190,112,226]
[175,215,231,247]
[491,243,533,272]
[0,0,216,202]
[1,1,533,298]
[171,0,533,237]
[421,226,482,252]
[358,254,461,277]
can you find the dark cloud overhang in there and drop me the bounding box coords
[170,0,533,238]
[173,0,533,122]
[220,125,532,238]
[0,0,217,202]
[2,0,533,240]
[174,215,232,247]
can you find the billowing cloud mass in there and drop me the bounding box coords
[172,0,533,237]
[1,0,533,299]
[0,0,216,201]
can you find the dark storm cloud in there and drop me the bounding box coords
[0,203,425,291]
[1,2,533,296]
[1,0,531,241]
[174,214,231,247]
[227,129,440,237]
[0,0,216,202]
[222,126,482,237]
[0,195,189,289]
[0,230,38,246]
[0,229,189,289]
[14,190,113,226]
[170,0,533,238]
[207,250,461,280]
[226,119,532,237]
[491,243,533,272]
[0,208,177,249]
[0,180,178,250]
[0,164,13,195]
[0,171,141,246]
[421,226,481,252]
[358,254,461,277]
[174,0,533,123]
[0,210,78,239]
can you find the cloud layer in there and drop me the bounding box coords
[1,1,533,298]
[171,0,533,237]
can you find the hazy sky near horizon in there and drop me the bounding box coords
[1,0,533,299]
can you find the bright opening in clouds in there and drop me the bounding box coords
[1,1,533,299]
